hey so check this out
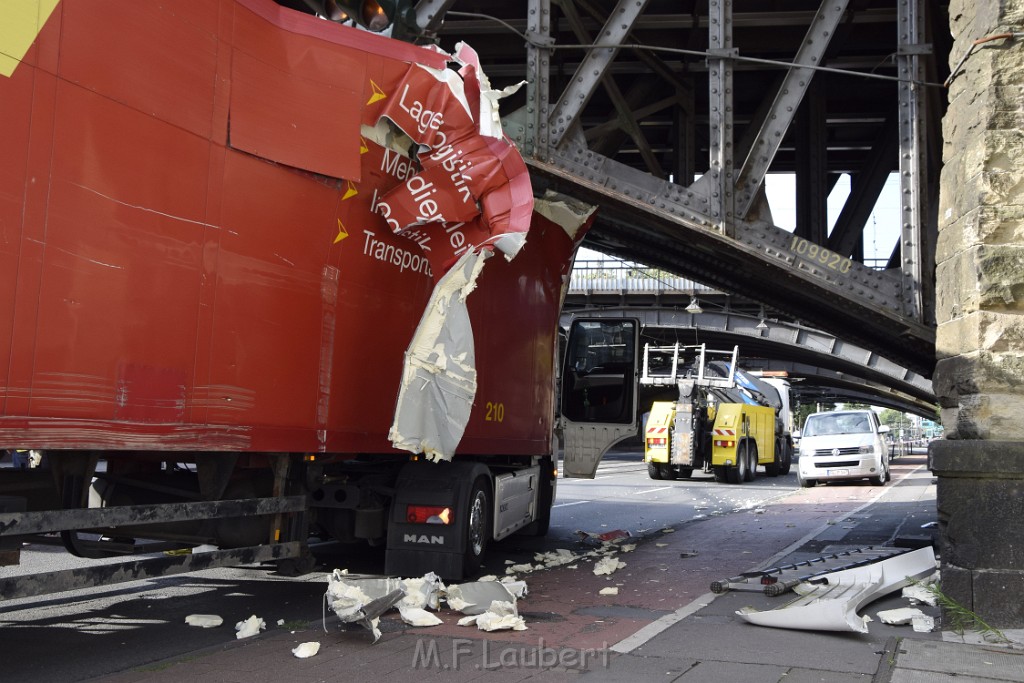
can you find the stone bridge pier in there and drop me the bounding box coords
[931,0,1024,627]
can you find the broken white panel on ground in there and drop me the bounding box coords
[400,572,445,610]
[324,571,406,642]
[535,549,579,567]
[458,600,527,631]
[292,642,321,658]
[877,607,928,625]
[398,604,444,627]
[446,580,517,615]
[736,546,938,633]
[235,615,266,639]
[599,587,619,596]
[185,614,223,628]
[594,556,627,576]
[902,580,939,606]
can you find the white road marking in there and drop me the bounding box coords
[552,500,592,508]
[633,486,673,494]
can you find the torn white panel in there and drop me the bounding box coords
[185,614,223,628]
[912,614,935,632]
[736,546,938,633]
[458,600,528,632]
[234,615,266,639]
[506,563,536,575]
[877,607,927,625]
[324,571,405,642]
[398,604,444,627]
[292,642,320,658]
[902,580,939,606]
[446,580,517,615]
[400,572,445,610]
[535,191,597,241]
[593,557,627,576]
[389,250,489,461]
[500,578,529,599]
[599,587,619,596]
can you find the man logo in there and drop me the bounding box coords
[404,534,444,545]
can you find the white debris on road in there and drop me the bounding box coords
[185,614,223,628]
[291,642,321,658]
[458,600,527,631]
[534,549,579,567]
[446,580,518,615]
[599,587,619,596]
[398,604,444,627]
[593,556,626,576]
[877,607,928,625]
[902,581,939,606]
[234,615,266,639]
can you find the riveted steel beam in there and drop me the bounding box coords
[734,0,850,219]
[525,0,553,159]
[705,0,735,234]
[548,0,650,149]
[896,0,926,321]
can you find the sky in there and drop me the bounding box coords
[580,172,902,264]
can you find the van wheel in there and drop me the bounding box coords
[647,462,663,480]
[798,470,815,488]
[869,466,888,486]
[463,478,490,575]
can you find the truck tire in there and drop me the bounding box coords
[463,477,490,575]
[713,466,728,483]
[677,468,694,479]
[647,462,663,480]
[779,440,793,475]
[659,464,677,480]
[743,442,756,482]
[726,444,747,484]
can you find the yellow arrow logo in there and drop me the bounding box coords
[1,0,61,78]
[367,80,387,105]
[334,218,349,244]
[342,180,358,201]
[359,137,369,155]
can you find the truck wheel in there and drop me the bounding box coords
[463,477,490,575]
[713,466,728,483]
[677,468,694,479]
[647,462,663,480]
[743,443,756,482]
[779,440,793,475]
[659,464,678,480]
[727,445,747,484]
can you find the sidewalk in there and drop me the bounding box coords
[91,456,1024,683]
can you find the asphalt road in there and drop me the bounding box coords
[0,448,931,682]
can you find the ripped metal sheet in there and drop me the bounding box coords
[388,250,487,460]
[457,600,527,631]
[736,546,937,633]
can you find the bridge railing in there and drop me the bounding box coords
[570,259,714,293]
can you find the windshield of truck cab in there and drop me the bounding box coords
[802,413,872,437]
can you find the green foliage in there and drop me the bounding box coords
[909,579,1009,643]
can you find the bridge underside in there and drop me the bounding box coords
[431,0,950,378]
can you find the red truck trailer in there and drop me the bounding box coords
[0,0,594,595]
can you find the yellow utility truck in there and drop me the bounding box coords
[642,344,792,483]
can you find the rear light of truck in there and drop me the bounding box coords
[406,505,452,525]
[714,439,735,449]
[647,438,667,447]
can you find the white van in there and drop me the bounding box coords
[796,410,890,487]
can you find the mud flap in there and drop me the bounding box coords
[385,460,491,580]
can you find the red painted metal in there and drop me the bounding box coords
[0,0,584,458]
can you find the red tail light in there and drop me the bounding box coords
[406,505,452,524]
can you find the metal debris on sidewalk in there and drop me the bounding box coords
[457,600,527,631]
[710,546,910,596]
[735,546,938,633]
